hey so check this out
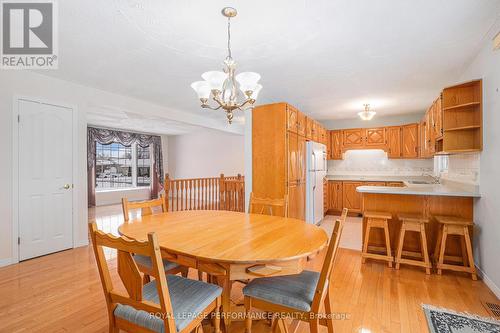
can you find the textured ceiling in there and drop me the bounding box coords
[41,0,500,132]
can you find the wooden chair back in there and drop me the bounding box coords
[248,192,288,217]
[311,208,348,312]
[122,194,166,222]
[90,222,177,333]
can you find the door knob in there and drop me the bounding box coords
[63,184,71,190]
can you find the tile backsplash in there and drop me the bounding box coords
[327,149,433,176]
[434,153,480,185]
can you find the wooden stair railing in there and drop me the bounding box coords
[220,174,245,213]
[164,173,245,212]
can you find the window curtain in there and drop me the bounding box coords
[87,127,164,207]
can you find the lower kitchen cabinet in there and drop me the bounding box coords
[386,182,405,187]
[327,181,343,212]
[342,181,363,213]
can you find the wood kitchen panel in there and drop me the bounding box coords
[296,111,306,137]
[297,135,306,182]
[253,103,308,221]
[305,117,313,140]
[365,127,386,148]
[402,123,419,158]
[327,181,343,212]
[252,103,287,200]
[342,129,365,149]
[288,131,298,184]
[361,193,473,257]
[329,130,343,160]
[342,181,363,214]
[288,182,305,220]
[386,126,402,158]
[287,105,298,134]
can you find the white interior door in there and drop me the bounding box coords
[18,99,74,261]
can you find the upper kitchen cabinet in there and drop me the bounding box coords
[311,121,319,142]
[342,128,365,149]
[318,124,328,145]
[441,79,483,153]
[420,107,435,158]
[402,123,419,158]
[296,111,306,137]
[286,105,298,133]
[329,130,343,160]
[306,117,313,140]
[433,95,443,139]
[386,126,402,158]
[365,127,386,148]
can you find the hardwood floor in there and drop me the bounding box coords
[0,205,497,333]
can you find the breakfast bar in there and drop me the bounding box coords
[357,182,480,258]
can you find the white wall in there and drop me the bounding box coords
[96,188,151,206]
[0,71,228,266]
[167,128,244,179]
[458,25,500,297]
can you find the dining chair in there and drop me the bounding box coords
[90,223,222,333]
[122,195,188,281]
[243,208,348,333]
[248,192,288,217]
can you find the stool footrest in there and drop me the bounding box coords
[437,263,476,273]
[396,258,431,268]
[362,252,393,262]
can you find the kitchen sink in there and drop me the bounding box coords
[405,180,439,185]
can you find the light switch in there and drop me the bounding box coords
[494,31,500,50]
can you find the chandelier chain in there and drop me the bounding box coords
[227,17,232,60]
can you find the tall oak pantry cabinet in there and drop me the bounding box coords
[252,103,328,220]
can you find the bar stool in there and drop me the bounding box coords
[434,216,477,280]
[395,213,431,274]
[362,211,393,267]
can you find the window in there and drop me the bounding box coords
[136,145,151,187]
[95,142,151,190]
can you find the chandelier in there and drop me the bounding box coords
[190,7,262,124]
[358,104,376,121]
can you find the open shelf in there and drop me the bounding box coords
[441,79,482,152]
[442,102,480,111]
[444,125,481,132]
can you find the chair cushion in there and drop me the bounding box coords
[133,254,180,272]
[242,270,320,312]
[114,275,222,332]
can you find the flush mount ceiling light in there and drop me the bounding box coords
[358,103,376,121]
[190,7,262,124]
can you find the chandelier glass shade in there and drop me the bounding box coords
[358,104,376,121]
[190,7,262,124]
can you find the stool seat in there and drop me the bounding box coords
[435,216,473,226]
[398,213,429,224]
[364,211,392,219]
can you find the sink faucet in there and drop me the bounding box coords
[429,175,440,184]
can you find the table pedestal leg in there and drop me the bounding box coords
[217,275,233,332]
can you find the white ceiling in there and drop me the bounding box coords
[42,0,500,132]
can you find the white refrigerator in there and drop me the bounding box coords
[306,141,327,225]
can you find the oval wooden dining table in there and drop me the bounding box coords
[118,210,328,331]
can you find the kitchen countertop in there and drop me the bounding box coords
[325,175,434,182]
[356,182,481,198]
